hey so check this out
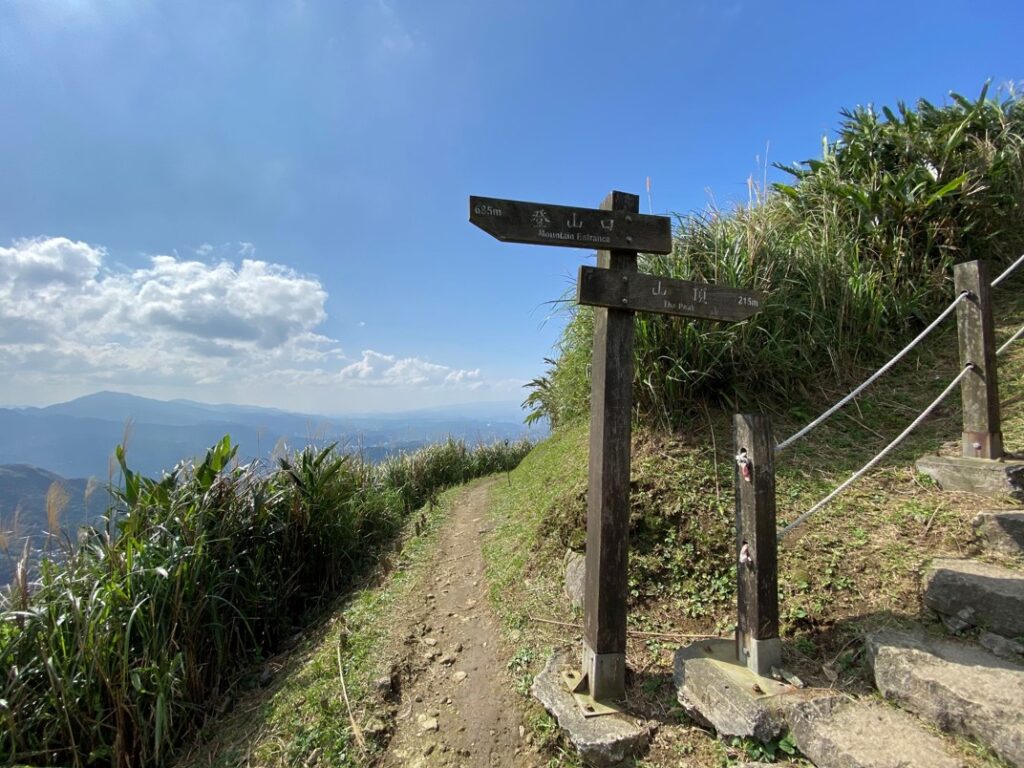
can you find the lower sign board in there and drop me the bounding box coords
[469,195,672,254]
[577,265,763,322]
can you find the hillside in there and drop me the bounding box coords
[478,274,1024,765]
[0,464,110,586]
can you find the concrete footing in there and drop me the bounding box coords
[673,639,809,742]
[531,651,651,767]
[915,454,1024,499]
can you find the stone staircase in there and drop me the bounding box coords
[676,510,1024,768]
[791,510,1024,768]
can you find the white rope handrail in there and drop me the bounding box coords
[998,324,1024,356]
[778,364,973,542]
[992,252,1024,288]
[775,292,969,453]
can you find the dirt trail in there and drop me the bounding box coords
[380,480,541,768]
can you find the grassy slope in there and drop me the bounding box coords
[483,273,1024,767]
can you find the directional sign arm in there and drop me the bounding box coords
[577,266,764,322]
[469,196,672,254]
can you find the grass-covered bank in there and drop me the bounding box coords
[484,276,1024,766]
[0,438,531,768]
[527,86,1024,430]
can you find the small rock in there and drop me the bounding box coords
[363,716,388,736]
[423,651,437,662]
[417,714,439,732]
[939,607,976,634]
[452,671,468,682]
[423,637,438,647]
[439,653,457,665]
[564,549,586,609]
[519,725,526,739]
[978,631,1024,659]
[454,643,463,652]
[422,742,436,756]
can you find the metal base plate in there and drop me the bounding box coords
[561,668,623,718]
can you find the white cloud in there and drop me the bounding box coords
[0,236,487,402]
[339,350,482,388]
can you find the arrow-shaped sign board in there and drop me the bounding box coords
[577,265,764,322]
[469,196,673,254]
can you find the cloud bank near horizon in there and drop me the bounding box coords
[0,236,490,404]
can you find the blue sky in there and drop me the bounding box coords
[0,0,1020,414]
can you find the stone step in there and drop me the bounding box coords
[786,695,963,768]
[866,627,1024,768]
[973,511,1024,557]
[922,557,1024,637]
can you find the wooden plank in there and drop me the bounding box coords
[583,191,637,703]
[469,195,672,254]
[577,266,763,322]
[734,414,780,677]
[954,261,1003,459]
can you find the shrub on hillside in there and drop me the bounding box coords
[528,85,1024,429]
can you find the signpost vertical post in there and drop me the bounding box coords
[582,191,639,702]
[954,260,1003,459]
[733,414,780,677]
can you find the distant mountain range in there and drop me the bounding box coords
[0,391,544,588]
[0,391,544,479]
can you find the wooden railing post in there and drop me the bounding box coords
[954,261,1003,459]
[734,413,780,677]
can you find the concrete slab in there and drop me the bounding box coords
[973,511,1024,557]
[531,650,651,767]
[673,638,814,742]
[915,454,1024,500]
[867,627,1024,767]
[922,557,1024,638]
[786,695,963,768]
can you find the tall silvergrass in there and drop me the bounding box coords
[528,85,1024,429]
[0,435,532,767]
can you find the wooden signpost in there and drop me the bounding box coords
[578,266,763,322]
[470,190,764,710]
[470,195,673,254]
